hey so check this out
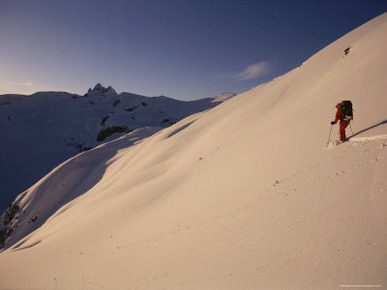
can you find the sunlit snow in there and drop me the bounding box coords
[0,13,386,290]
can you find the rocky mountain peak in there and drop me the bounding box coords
[85,83,117,97]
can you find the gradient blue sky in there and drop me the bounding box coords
[0,0,386,100]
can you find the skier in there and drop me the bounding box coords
[331,101,353,142]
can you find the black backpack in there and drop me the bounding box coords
[340,100,353,121]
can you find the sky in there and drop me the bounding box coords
[0,0,386,100]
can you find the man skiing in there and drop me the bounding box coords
[331,101,353,142]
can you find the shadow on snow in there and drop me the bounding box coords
[348,119,387,139]
[2,128,158,250]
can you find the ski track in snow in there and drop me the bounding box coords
[0,13,387,290]
[350,134,387,143]
[325,134,387,150]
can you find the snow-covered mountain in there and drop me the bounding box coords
[0,85,226,211]
[0,13,386,290]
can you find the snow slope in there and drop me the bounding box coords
[0,13,386,290]
[0,85,223,212]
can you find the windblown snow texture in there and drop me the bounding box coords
[0,84,226,211]
[0,13,386,290]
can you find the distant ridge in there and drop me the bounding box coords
[0,85,233,211]
[0,13,386,290]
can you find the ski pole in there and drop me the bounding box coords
[326,124,333,147]
[349,123,354,135]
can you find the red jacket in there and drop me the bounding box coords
[334,107,343,123]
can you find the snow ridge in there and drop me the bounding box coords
[0,86,230,211]
[0,13,386,290]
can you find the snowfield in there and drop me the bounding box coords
[0,13,386,290]
[0,84,228,212]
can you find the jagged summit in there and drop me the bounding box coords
[93,83,105,91]
[0,13,386,290]
[84,83,118,97]
[0,87,228,212]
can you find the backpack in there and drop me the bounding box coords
[340,100,353,121]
